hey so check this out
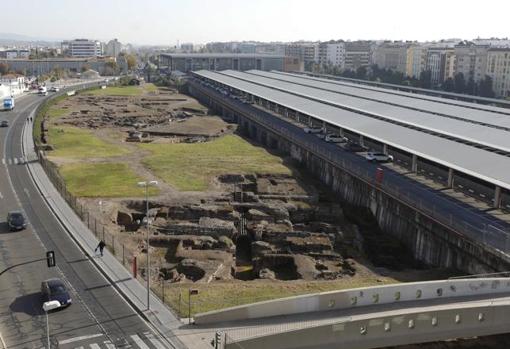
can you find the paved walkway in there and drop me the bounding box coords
[21,100,186,348]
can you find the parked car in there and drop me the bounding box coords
[0,120,8,127]
[344,142,368,152]
[49,87,60,92]
[7,211,27,231]
[365,152,394,163]
[41,278,72,308]
[325,134,348,143]
[303,126,325,134]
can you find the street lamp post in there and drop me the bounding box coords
[42,300,60,349]
[137,180,158,310]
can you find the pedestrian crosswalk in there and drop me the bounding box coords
[1,157,27,165]
[61,332,169,349]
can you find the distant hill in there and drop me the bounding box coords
[0,32,61,45]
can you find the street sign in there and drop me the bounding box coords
[46,251,56,268]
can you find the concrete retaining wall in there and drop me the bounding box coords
[195,278,510,324]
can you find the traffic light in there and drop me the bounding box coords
[46,251,56,268]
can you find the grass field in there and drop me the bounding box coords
[139,135,291,191]
[48,126,129,158]
[160,277,397,317]
[60,162,159,197]
[83,83,157,96]
[47,105,69,119]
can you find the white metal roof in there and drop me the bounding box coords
[194,70,510,190]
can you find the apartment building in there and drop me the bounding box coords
[426,47,455,86]
[318,42,345,68]
[373,42,408,73]
[406,45,428,78]
[285,43,319,70]
[486,48,510,97]
[63,39,102,57]
[344,41,373,70]
[105,39,122,57]
[454,42,489,83]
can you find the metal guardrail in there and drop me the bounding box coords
[190,81,510,258]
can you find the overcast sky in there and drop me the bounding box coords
[3,0,509,45]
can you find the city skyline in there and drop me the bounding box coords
[2,0,509,45]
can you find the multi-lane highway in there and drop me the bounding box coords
[0,93,170,349]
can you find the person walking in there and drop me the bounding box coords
[95,240,106,257]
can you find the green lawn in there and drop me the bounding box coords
[143,83,158,93]
[139,135,291,191]
[160,278,397,317]
[48,126,129,158]
[47,105,69,119]
[60,162,159,197]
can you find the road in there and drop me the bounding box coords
[0,93,170,349]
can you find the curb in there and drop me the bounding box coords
[21,89,183,349]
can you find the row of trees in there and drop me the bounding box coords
[314,63,496,98]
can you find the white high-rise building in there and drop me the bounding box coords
[324,43,345,68]
[63,39,102,57]
[105,39,122,57]
[486,48,510,97]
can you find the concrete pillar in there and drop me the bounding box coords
[339,128,344,137]
[447,168,454,188]
[359,135,364,146]
[383,144,388,154]
[494,186,502,209]
[308,116,312,127]
[284,108,289,118]
[411,154,418,173]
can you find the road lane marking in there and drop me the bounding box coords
[144,332,166,349]
[89,344,101,349]
[1,158,5,165]
[14,158,18,165]
[131,334,150,349]
[58,333,104,345]
[0,192,3,199]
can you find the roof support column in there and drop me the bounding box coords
[411,154,418,173]
[284,108,289,118]
[494,186,502,209]
[359,135,364,147]
[308,116,312,127]
[383,144,388,155]
[339,127,344,137]
[296,112,300,123]
[447,168,454,188]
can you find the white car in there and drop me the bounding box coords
[325,134,348,143]
[303,127,324,134]
[49,87,60,92]
[365,152,394,163]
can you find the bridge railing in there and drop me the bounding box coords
[190,81,510,257]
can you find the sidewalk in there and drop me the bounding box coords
[21,104,186,348]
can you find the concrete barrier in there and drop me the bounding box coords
[225,301,510,349]
[195,278,510,324]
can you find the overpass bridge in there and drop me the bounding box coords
[175,278,510,349]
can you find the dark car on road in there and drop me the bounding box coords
[41,278,72,308]
[0,120,8,127]
[7,211,27,231]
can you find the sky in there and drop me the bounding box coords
[2,0,509,45]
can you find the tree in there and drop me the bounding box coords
[81,64,91,73]
[104,61,118,75]
[466,77,477,95]
[418,70,432,89]
[356,66,367,79]
[126,54,137,71]
[442,78,455,92]
[478,75,495,98]
[453,73,466,94]
[0,62,9,75]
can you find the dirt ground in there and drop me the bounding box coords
[42,82,460,320]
